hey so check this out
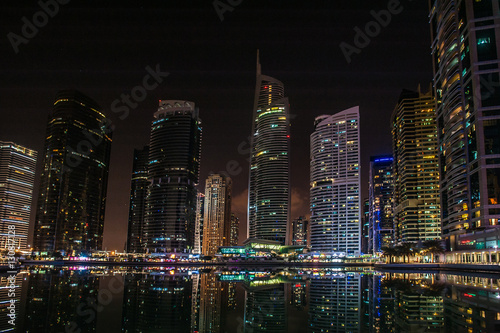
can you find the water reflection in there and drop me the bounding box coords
[122,271,192,332]
[11,267,500,332]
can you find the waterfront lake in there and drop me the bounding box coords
[4,266,500,332]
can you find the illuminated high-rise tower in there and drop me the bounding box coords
[34,90,112,255]
[230,213,239,246]
[248,51,290,245]
[430,0,500,252]
[202,174,232,256]
[391,88,440,243]
[368,156,394,254]
[193,191,205,255]
[144,100,202,254]
[0,142,37,250]
[290,216,308,246]
[310,107,361,255]
[127,146,149,253]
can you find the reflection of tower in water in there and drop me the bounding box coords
[122,272,192,332]
[199,272,226,332]
[369,274,396,333]
[390,273,444,332]
[22,270,100,332]
[443,274,500,332]
[290,282,307,310]
[308,273,361,333]
[0,274,23,331]
[244,283,287,332]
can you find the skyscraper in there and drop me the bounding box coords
[430,0,500,252]
[144,100,202,254]
[0,142,37,250]
[202,174,232,256]
[361,198,369,254]
[230,213,239,246]
[310,107,361,255]
[34,90,112,255]
[127,146,149,253]
[248,51,290,245]
[368,156,394,254]
[391,88,440,244]
[194,191,205,255]
[290,216,308,246]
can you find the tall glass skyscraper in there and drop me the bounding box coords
[127,146,149,253]
[248,52,290,245]
[368,156,394,254]
[34,90,112,255]
[430,0,500,252]
[202,174,232,256]
[0,142,37,250]
[310,107,361,255]
[391,88,441,243]
[144,100,202,254]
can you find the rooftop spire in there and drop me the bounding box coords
[256,49,261,76]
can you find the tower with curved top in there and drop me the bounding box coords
[247,51,290,245]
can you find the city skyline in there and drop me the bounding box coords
[1,1,433,251]
[3,1,500,332]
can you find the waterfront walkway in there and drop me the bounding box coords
[375,263,500,273]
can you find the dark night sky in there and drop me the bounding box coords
[0,0,433,251]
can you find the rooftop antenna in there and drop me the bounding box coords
[256,49,261,76]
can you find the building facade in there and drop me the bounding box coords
[230,213,239,246]
[0,142,37,250]
[34,90,112,255]
[362,198,369,254]
[392,88,441,244]
[127,146,149,253]
[368,156,394,254]
[430,0,500,252]
[194,191,205,255]
[310,107,361,255]
[144,100,202,254]
[202,174,232,256]
[248,52,290,245]
[290,216,308,246]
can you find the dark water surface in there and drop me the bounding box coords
[4,266,500,332]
